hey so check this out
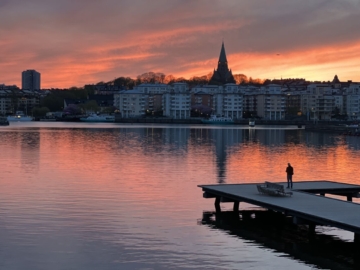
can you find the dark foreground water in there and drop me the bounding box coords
[1,122,360,270]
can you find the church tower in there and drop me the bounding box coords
[209,42,236,85]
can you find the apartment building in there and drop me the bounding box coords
[134,83,169,94]
[132,83,169,116]
[192,91,212,106]
[147,94,163,116]
[162,83,191,119]
[212,83,243,119]
[345,83,360,120]
[112,80,359,120]
[285,93,302,116]
[256,84,285,120]
[257,94,286,120]
[243,95,257,117]
[114,89,147,117]
[0,87,40,115]
[191,85,221,95]
[22,70,41,90]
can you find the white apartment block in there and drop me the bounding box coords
[191,85,221,95]
[134,83,169,94]
[223,94,243,119]
[212,84,243,119]
[260,84,282,94]
[212,94,224,116]
[346,83,360,95]
[239,85,261,95]
[114,90,147,117]
[307,84,333,95]
[256,85,284,119]
[162,83,191,119]
[345,84,360,120]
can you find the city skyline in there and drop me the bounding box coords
[1,0,360,89]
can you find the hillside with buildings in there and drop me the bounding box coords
[0,43,359,121]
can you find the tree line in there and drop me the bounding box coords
[98,72,265,89]
[33,72,266,116]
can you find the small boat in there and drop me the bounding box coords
[7,111,33,122]
[0,116,9,126]
[249,119,255,127]
[201,115,234,125]
[80,113,115,122]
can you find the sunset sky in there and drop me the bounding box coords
[1,0,360,88]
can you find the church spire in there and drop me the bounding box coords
[219,41,228,63]
[209,42,235,85]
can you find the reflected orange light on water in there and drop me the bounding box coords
[227,139,359,185]
[1,127,360,212]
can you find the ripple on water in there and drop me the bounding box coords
[0,124,358,269]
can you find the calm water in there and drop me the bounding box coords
[1,122,360,270]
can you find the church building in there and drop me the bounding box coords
[209,42,236,85]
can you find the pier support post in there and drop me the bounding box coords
[214,197,221,213]
[233,201,240,212]
[242,211,250,220]
[355,233,360,268]
[347,195,353,202]
[308,223,316,235]
[354,233,360,247]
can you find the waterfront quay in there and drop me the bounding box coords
[199,181,360,244]
[113,115,357,129]
[113,116,307,125]
[305,122,358,134]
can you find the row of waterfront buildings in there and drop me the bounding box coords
[1,75,360,121]
[112,78,360,120]
[1,43,360,120]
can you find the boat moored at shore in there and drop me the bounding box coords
[201,115,234,125]
[80,113,115,122]
[249,119,255,127]
[7,111,33,122]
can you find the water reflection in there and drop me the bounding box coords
[1,123,360,269]
[200,210,360,270]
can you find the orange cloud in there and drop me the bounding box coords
[179,40,360,82]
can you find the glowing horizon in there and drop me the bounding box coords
[1,0,359,88]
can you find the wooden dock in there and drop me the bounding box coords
[198,181,360,241]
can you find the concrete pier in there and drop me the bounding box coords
[199,181,360,241]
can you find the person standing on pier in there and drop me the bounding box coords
[286,163,294,188]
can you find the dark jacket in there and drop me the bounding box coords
[286,166,294,175]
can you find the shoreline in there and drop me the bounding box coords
[113,117,306,125]
[32,116,359,133]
